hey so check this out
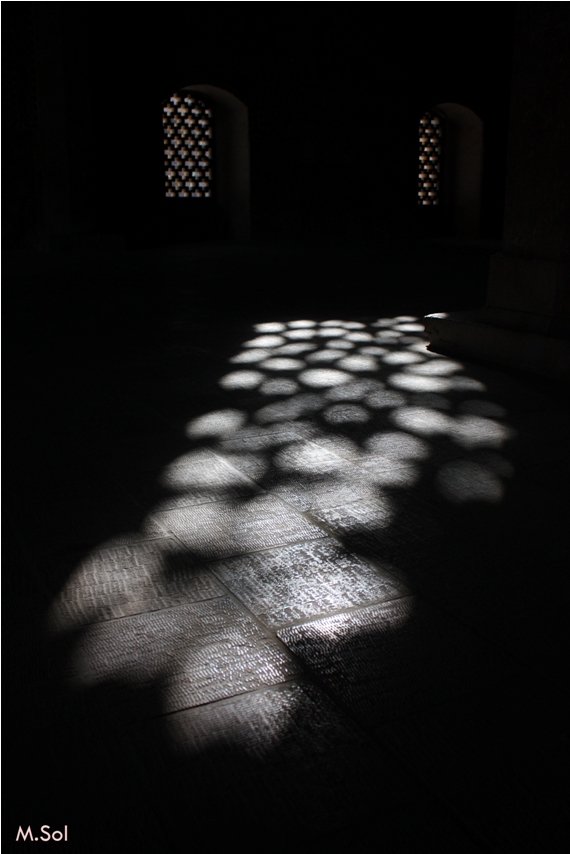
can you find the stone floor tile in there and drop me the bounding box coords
[153,493,327,560]
[209,537,407,628]
[47,538,223,631]
[278,597,495,728]
[308,494,444,572]
[66,597,299,716]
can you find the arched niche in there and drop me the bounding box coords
[181,84,250,241]
[435,102,483,238]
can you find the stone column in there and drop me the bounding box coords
[424,5,570,379]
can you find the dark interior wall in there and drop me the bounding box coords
[2,3,515,249]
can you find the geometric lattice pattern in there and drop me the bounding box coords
[418,111,442,205]
[163,92,213,198]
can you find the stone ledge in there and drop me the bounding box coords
[423,309,570,380]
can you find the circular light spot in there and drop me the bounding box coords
[389,374,451,392]
[244,335,285,348]
[254,322,286,333]
[299,369,351,387]
[391,406,451,435]
[186,408,247,438]
[283,329,315,340]
[337,355,378,371]
[394,323,425,332]
[219,370,264,390]
[288,319,316,328]
[230,349,271,364]
[306,349,345,363]
[406,359,463,376]
[326,339,355,350]
[277,343,317,355]
[382,352,424,365]
[260,357,305,371]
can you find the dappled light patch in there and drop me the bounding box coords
[326,378,384,401]
[391,406,453,436]
[360,345,389,356]
[306,349,346,363]
[454,415,514,449]
[244,335,286,348]
[299,368,352,387]
[365,432,430,462]
[254,393,324,424]
[436,460,504,503]
[389,373,453,392]
[56,310,520,762]
[254,322,287,334]
[230,348,272,364]
[276,342,317,356]
[366,389,407,409]
[186,408,247,438]
[219,370,264,390]
[259,379,300,396]
[325,338,355,350]
[260,357,306,371]
[382,351,425,365]
[336,355,379,372]
[374,329,404,341]
[448,376,487,392]
[288,319,316,328]
[345,331,375,342]
[316,328,346,339]
[406,358,463,375]
[459,400,507,418]
[394,323,425,332]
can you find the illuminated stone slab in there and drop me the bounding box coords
[309,496,443,570]
[155,494,327,561]
[49,538,222,630]
[278,598,493,728]
[210,538,407,628]
[67,598,299,714]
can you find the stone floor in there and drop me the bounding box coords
[4,245,569,852]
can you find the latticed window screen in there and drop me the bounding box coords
[418,111,442,205]
[163,93,213,198]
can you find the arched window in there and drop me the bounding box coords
[418,111,443,205]
[163,92,213,198]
